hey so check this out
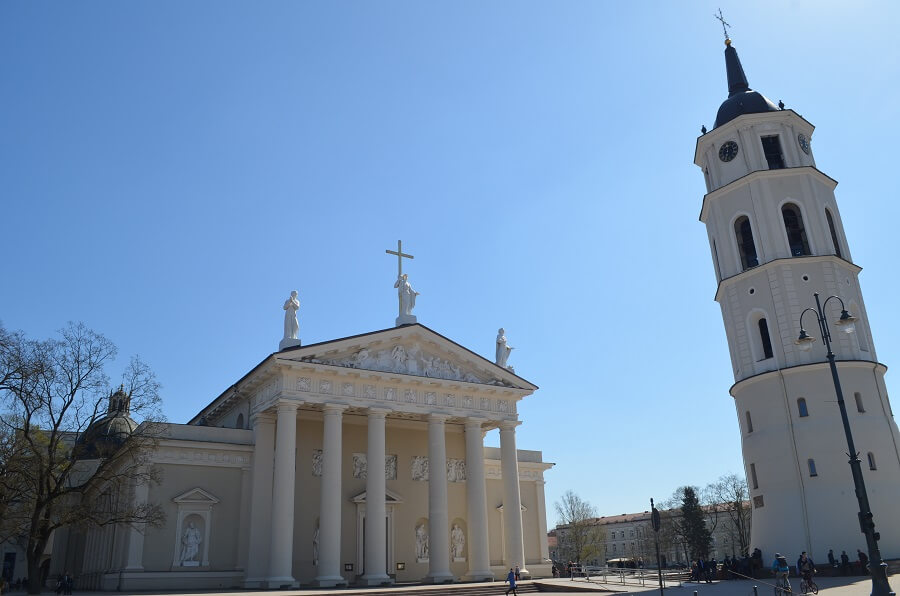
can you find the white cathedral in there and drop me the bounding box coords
[697,37,900,561]
[44,277,553,591]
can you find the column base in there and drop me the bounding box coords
[358,574,394,587]
[312,575,348,587]
[265,577,298,589]
[242,578,266,589]
[424,572,455,584]
[463,572,495,582]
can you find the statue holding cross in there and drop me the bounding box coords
[386,240,420,326]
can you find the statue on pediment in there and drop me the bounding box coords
[496,328,514,368]
[280,291,301,350]
[394,273,419,316]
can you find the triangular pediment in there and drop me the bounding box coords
[277,324,536,391]
[173,487,219,504]
[352,488,404,504]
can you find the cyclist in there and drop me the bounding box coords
[772,553,791,592]
[797,552,815,586]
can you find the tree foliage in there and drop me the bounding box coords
[0,322,166,594]
[554,490,603,564]
[678,486,712,559]
[707,473,752,556]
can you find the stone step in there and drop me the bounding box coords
[322,580,543,596]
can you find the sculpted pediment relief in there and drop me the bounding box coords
[296,340,514,387]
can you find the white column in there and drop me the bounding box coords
[268,401,299,588]
[464,418,493,581]
[426,414,454,583]
[535,479,549,562]
[500,420,528,576]
[237,464,251,571]
[124,477,150,570]
[360,408,392,585]
[314,404,347,587]
[244,413,275,587]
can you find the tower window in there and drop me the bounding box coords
[236,413,244,429]
[761,135,785,169]
[807,458,818,477]
[855,392,865,413]
[758,318,774,360]
[782,203,811,256]
[745,411,753,433]
[797,397,809,417]
[867,452,877,470]
[826,209,843,258]
[734,216,759,270]
[750,463,759,489]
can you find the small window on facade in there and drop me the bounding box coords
[826,209,843,258]
[236,413,244,429]
[808,459,818,477]
[761,135,785,169]
[750,463,759,489]
[868,452,877,470]
[797,398,809,417]
[734,216,759,270]
[855,392,865,413]
[758,318,774,360]
[745,411,754,433]
[782,204,811,256]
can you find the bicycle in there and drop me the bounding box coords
[800,576,818,594]
[774,573,793,595]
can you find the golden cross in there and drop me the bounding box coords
[714,8,731,41]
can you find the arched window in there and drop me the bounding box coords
[797,398,809,417]
[758,318,774,360]
[782,203,811,256]
[236,413,245,429]
[826,208,843,258]
[734,216,759,270]
[854,392,865,413]
[745,411,754,433]
[807,459,818,477]
[867,452,877,470]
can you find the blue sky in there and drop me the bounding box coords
[3,1,900,525]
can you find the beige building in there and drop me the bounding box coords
[45,323,552,590]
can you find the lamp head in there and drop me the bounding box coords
[836,310,857,334]
[796,328,816,352]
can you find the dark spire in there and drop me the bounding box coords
[724,40,749,97]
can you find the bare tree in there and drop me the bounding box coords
[0,322,166,594]
[708,473,752,557]
[554,490,603,564]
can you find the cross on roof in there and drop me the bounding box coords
[385,240,414,278]
[714,8,731,41]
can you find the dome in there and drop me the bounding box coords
[77,387,138,458]
[713,41,780,129]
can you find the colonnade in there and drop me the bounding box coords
[244,400,527,587]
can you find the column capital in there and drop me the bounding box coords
[499,419,522,431]
[464,416,488,430]
[367,406,391,418]
[275,399,300,413]
[322,403,348,415]
[251,412,276,426]
[427,413,451,424]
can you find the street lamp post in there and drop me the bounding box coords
[796,292,894,596]
[650,498,664,595]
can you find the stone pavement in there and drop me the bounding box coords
[539,574,890,595]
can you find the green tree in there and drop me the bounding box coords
[678,486,711,560]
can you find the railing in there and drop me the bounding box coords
[564,565,687,588]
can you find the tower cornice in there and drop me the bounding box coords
[729,359,887,396]
[694,109,815,166]
[699,165,838,223]
[713,254,861,303]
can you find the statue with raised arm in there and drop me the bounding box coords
[280,291,301,350]
[179,522,202,564]
[495,328,514,368]
[394,273,419,316]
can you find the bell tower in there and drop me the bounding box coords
[696,37,900,559]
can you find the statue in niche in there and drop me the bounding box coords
[312,522,320,566]
[179,521,202,565]
[496,328,513,368]
[415,523,429,561]
[394,273,420,316]
[282,291,300,340]
[450,524,465,559]
[391,345,407,372]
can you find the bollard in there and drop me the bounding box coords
[753,586,758,596]
[694,591,699,596]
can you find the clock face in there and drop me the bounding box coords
[798,133,811,155]
[719,140,739,162]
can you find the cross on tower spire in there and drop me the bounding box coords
[714,8,731,43]
[385,239,414,279]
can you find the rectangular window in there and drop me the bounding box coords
[761,135,785,169]
[750,463,759,489]
[808,458,818,477]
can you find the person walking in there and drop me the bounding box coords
[505,568,518,596]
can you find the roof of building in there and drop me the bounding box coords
[77,387,138,458]
[714,40,780,128]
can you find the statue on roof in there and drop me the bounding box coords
[394,274,419,316]
[280,290,301,350]
[496,328,514,368]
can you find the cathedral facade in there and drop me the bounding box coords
[696,38,900,561]
[47,323,552,590]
